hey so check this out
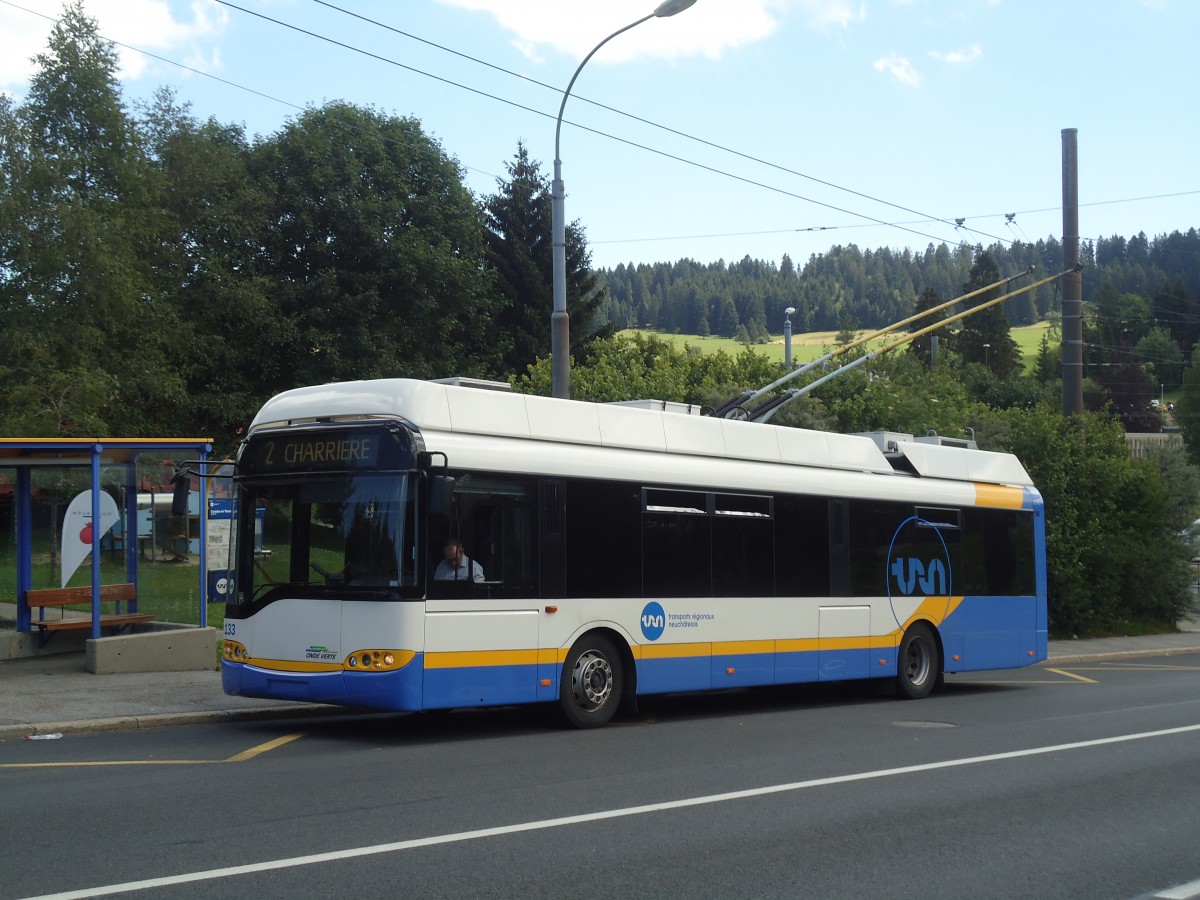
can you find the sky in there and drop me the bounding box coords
[1,0,1197,272]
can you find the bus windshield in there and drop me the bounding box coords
[235,473,419,603]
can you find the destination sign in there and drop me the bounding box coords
[241,428,394,474]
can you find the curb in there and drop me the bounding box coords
[1043,646,1200,665]
[0,703,343,742]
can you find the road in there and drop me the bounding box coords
[3,657,1200,900]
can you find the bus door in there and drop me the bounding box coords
[534,481,565,699]
[423,474,541,708]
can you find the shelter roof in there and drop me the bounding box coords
[0,438,213,467]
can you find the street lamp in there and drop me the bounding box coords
[784,307,796,369]
[551,0,699,399]
[983,342,991,371]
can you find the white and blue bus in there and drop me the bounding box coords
[221,378,1047,727]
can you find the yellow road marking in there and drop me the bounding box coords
[1069,664,1200,671]
[224,732,306,763]
[954,668,1098,686]
[0,732,307,770]
[0,759,215,769]
[956,679,1088,685]
[1044,668,1099,684]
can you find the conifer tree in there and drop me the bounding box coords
[482,143,606,376]
[952,250,1021,377]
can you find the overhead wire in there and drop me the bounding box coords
[7,0,1194,258]
[592,195,1200,247]
[307,0,1011,246]
[208,0,976,248]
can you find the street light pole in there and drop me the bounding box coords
[983,342,991,371]
[784,307,796,369]
[551,0,698,399]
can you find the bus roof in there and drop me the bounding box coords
[248,378,1033,487]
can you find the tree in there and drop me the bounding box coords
[1136,326,1184,393]
[907,286,944,365]
[1032,332,1061,385]
[139,88,282,441]
[249,103,502,390]
[482,143,605,376]
[1089,348,1158,433]
[980,405,1195,634]
[0,2,183,435]
[1176,346,1200,465]
[514,332,778,406]
[952,250,1021,377]
[1153,278,1199,354]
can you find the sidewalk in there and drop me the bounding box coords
[2,622,1199,740]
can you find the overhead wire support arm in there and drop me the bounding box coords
[712,266,1037,419]
[751,265,1081,422]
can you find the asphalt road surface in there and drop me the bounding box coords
[3,657,1200,900]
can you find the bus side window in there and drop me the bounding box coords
[642,488,711,599]
[961,508,1035,596]
[712,493,774,598]
[434,475,534,595]
[564,479,641,599]
[775,495,832,598]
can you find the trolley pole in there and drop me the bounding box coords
[1061,128,1084,416]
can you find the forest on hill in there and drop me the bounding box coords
[598,230,1200,342]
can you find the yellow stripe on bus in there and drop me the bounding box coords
[974,484,1025,509]
[424,649,540,669]
[244,658,342,673]
[711,639,775,656]
[639,642,711,660]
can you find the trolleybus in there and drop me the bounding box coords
[221,378,1046,727]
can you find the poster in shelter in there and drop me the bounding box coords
[61,490,120,588]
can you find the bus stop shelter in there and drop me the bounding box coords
[2,438,213,639]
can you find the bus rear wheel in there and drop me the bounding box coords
[896,622,939,700]
[559,635,623,729]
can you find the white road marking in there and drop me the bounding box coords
[1156,876,1200,899]
[23,722,1200,900]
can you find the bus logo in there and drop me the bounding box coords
[640,602,666,641]
[890,557,947,596]
[886,515,953,599]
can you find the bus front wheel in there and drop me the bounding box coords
[559,635,623,729]
[896,622,939,700]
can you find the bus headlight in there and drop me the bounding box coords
[342,649,415,672]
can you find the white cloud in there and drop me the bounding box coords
[0,0,229,94]
[873,53,921,87]
[929,43,981,64]
[434,0,859,64]
[794,0,866,30]
[512,40,544,65]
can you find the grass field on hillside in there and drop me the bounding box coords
[620,321,1054,369]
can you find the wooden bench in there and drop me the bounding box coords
[25,584,155,632]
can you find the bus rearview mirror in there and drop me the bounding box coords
[429,474,455,521]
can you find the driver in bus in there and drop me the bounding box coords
[434,537,485,582]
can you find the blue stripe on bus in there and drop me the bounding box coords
[422,663,541,709]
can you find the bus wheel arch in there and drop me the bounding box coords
[558,629,629,729]
[896,620,942,700]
